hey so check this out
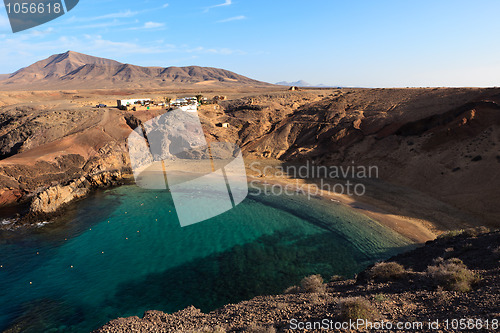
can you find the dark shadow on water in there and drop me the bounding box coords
[0,185,413,333]
[246,194,368,253]
[1,298,85,333]
[101,230,408,329]
[1,233,412,333]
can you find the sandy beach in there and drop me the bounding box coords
[247,174,436,243]
[128,157,465,243]
[243,159,469,243]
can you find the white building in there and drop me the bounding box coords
[117,98,151,108]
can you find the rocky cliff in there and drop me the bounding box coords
[29,170,125,215]
[214,88,500,228]
[0,100,143,225]
[1,87,500,229]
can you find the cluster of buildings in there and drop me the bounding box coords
[117,98,164,110]
[116,95,227,111]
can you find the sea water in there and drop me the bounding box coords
[0,185,412,332]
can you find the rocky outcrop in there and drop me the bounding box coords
[0,189,24,209]
[29,170,124,215]
[2,88,500,228]
[221,89,500,228]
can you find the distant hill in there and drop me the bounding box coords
[0,51,273,90]
[276,80,336,88]
[276,80,314,87]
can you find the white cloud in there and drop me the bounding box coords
[66,10,140,23]
[63,6,169,28]
[205,0,232,12]
[217,15,246,23]
[127,21,166,30]
[212,0,232,8]
[0,33,247,73]
[92,10,139,20]
[144,22,165,29]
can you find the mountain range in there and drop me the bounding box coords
[0,51,272,90]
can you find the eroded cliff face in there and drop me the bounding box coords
[29,170,124,215]
[0,104,142,221]
[215,88,500,227]
[1,88,500,226]
[220,88,500,162]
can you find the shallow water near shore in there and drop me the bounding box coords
[0,185,412,332]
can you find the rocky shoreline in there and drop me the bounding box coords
[0,168,132,230]
[94,228,500,333]
[2,88,500,232]
[29,169,129,215]
[1,87,499,332]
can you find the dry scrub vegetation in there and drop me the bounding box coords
[284,274,326,294]
[426,257,480,292]
[338,297,379,321]
[367,262,406,282]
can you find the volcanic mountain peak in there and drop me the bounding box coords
[45,50,123,68]
[7,51,123,82]
[0,51,272,90]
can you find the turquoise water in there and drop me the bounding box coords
[0,185,412,332]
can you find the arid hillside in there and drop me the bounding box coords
[0,87,499,231]
[0,51,272,90]
[212,88,500,228]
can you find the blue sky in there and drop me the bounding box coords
[0,0,499,87]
